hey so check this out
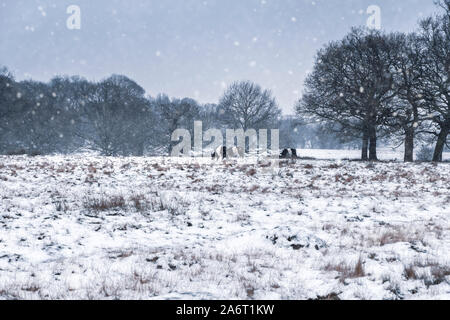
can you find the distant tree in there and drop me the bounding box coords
[151,94,200,154]
[16,80,61,153]
[278,116,298,149]
[0,67,22,152]
[199,103,223,131]
[47,76,94,153]
[0,67,15,121]
[293,118,361,150]
[218,81,281,132]
[80,75,152,156]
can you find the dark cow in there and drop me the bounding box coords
[280,148,299,159]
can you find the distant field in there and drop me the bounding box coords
[0,154,449,300]
[298,148,450,161]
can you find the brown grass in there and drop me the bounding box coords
[315,292,341,300]
[84,195,126,212]
[324,257,366,283]
[379,231,406,246]
[87,163,97,173]
[21,284,40,293]
[401,259,450,286]
[430,266,450,285]
[152,163,168,172]
[130,194,149,212]
[378,228,423,246]
[327,164,342,169]
[403,265,419,280]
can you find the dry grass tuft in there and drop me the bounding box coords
[84,195,126,212]
[378,228,423,246]
[402,260,450,286]
[324,257,366,283]
[130,194,150,212]
[403,265,419,280]
[430,266,450,285]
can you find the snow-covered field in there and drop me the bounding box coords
[0,150,449,300]
[298,148,450,161]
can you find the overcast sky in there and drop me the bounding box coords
[0,0,442,113]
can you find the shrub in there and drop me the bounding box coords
[6,149,41,156]
[6,149,27,156]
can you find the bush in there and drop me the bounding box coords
[6,149,41,156]
[416,145,434,162]
[6,149,28,156]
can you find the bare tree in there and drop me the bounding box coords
[297,28,399,161]
[151,94,200,154]
[219,81,281,131]
[15,80,60,153]
[79,75,152,156]
[418,1,450,162]
[387,33,430,162]
[0,67,28,153]
[0,68,14,151]
[0,67,15,123]
[47,76,94,153]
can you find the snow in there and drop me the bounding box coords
[0,150,449,300]
[298,147,450,161]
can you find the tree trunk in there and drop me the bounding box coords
[433,126,449,162]
[404,128,414,162]
[369,126,377,161]
[361,132,369,161]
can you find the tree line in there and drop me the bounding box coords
[0,68,361,157]
[297,0,450,162]
[0,71,289,156]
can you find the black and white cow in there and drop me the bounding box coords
[280,148,299,159]
[211,146,244,160]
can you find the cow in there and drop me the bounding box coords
[212,146,227,160]
[280,148,299,159]
[211,146,244,160]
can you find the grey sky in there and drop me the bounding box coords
[0,0,442,113]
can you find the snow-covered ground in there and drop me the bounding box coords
[0,150,449,300]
